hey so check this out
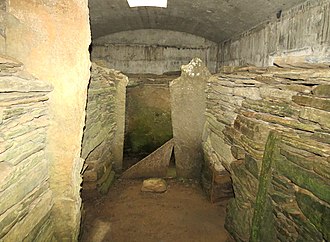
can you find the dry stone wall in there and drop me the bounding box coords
[81,63,128,194]
[0,56,54,241]
[203,65,330,241]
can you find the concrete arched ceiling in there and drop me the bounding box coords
[89,0,309,42]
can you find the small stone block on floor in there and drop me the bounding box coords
[141,178,167,193]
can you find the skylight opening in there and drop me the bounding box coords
[127,0,167,8]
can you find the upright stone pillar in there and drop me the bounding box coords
[170,58,210,178]
[112,70,129,171]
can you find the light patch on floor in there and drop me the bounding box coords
[87,219,111,242]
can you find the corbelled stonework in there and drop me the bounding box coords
[203,65,330,241]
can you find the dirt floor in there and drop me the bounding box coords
[80,178,231,242]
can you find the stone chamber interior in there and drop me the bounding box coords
[0,0,329,241]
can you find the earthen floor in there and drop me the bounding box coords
[80,178,230,242]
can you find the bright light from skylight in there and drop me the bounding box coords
[127,0,167,8]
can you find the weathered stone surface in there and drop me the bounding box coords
[98,171,116,195]
[202,139,225,172]
[312,85,330,98]
[280,133,330,156]
[0,162,13,185]
[243,99,300,118]
[207,133,235,168]
[296,189,330,241]
[243,111,320,132]
[233,87,261,100]
[112,70,129,171]
[204,65,330,241]
[0,182,49,238]
[259,87,297,102]
[278,84,312,94]
[170,58,210,178]
[1,190,53,242]
[0,76,52,92]
[293,95,330,112]
[0,56,53,241]
[0,159,48,215]
[82,63,128,192]
[201,162,234,203]
[275,154,330,203]
[0,54,22,68]
[300,107,330,129]
[311,132,330,144]
[225,198,254,242]
[230,159,259,205]
[141,178,167,193]
[122,139,174,179]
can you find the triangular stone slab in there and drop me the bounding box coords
[122,139,174,179]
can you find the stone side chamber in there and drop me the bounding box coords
[124,74,174,159]
[203,65,330,241]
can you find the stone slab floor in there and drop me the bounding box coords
[80,179,230,242]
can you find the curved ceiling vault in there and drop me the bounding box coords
[89,0,309,42]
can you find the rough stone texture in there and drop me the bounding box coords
[122,139,174,179]
[112,70,128,171]
[0,2,6,54]
[219,0,330,68]
[125,75,174,156]
[0,56,54,241]
[4,0,91,240]
[170,58,210,178]
[201,158,234,203]
[81,63,128,192]
[203,65,330,241]
[91,30,218,74]
[141,178,167,193]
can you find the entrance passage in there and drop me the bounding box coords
[80,179,230,242]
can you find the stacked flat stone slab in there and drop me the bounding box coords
[203,65,330,241]
[81,63,128,194]
[0,55,54,241]
[170,58,210,178]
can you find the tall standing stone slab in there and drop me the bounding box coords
[113,71,129,171]
[170,58,211,178]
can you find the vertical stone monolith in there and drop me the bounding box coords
[170,58,210,178]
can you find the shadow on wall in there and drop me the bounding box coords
[123,74,175,169]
